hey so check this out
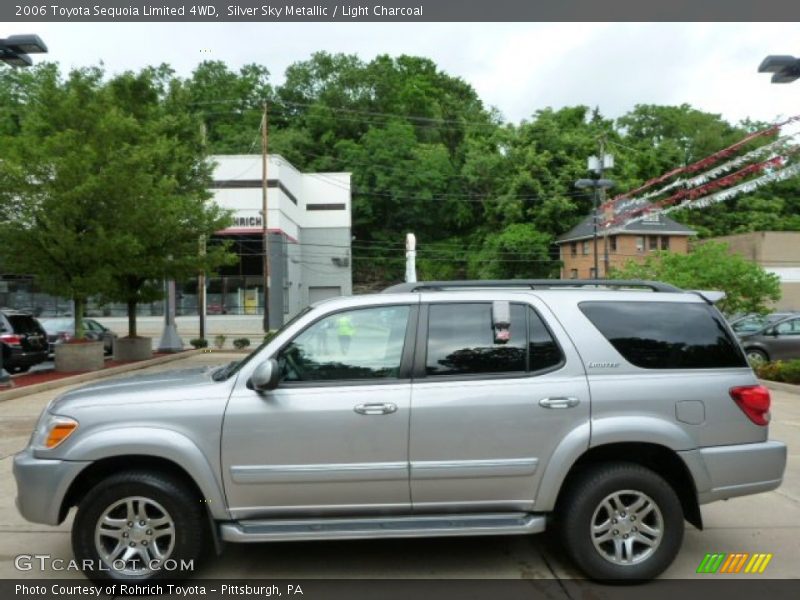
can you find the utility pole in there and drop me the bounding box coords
[586,139,614,278]
[261,102,271,333]
[405,233,417,283]
[198,120,207,342]
[198,235,206,341]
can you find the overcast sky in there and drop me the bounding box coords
[5,22,800,125]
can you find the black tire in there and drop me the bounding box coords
[558,462,684,581]
[13,365,31,373]
[71,471,206,582]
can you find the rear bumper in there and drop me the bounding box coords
[680,440,787,504]
[5,348,48,369]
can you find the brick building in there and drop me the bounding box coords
[555,207,696,279]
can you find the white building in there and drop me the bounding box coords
[210,154,353,328]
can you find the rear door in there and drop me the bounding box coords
[408,294,590,512]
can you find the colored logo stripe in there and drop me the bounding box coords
[744,553,773,574]
[698,553,773,574]
[697,553,726,573]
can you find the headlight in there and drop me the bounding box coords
[31,414,79,450]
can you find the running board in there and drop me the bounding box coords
[219,512,546,543]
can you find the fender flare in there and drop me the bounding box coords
[62,426,229,520]
[534,416,698,511]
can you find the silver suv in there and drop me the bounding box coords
[13,280,787,581]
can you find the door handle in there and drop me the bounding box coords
[539,397,580,409]
[354,403,398,415]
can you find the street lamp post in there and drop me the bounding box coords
[0,35,48,67]
[575,178,614,278]
[758,55,800,83]
[1,34,47,387]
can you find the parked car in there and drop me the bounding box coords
[13,280,786,582]
[739,314,800,364]
[40,318,117,356]
[729,311,798,335]
[0,308,49,373]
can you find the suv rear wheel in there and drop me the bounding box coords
[72,471,206,581]
[558,462,684,580]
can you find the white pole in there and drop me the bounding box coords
[405,233,417,283]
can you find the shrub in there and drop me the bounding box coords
[263,330,278,344]
[189,338,208,349]
[233,337,251,350]
[214,334,226,349]
[755,359,800,384]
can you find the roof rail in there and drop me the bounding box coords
[382,279,683,294]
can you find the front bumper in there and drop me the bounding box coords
[680,440,787,504]
[13,447,90,525]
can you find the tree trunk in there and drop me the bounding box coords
[127,299,137,337]
[74,297,85,340]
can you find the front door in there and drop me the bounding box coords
[409,296,590,512]
[769,317,800,360]
[222,304,416,519]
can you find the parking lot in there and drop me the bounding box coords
[0,352,798,582]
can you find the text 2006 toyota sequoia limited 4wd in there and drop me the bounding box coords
[13,280,787,581]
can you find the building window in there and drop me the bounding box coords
[570,242,577,257]
[609,236,617,253]
[589,267,597,278]
[649,236,658,251]
[570,269,578,279]
[582,240,590,255]
[636,236,645,253]
[661,236,670,250]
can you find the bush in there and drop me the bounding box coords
[755,359,800,384]
[189,338,208,349]
[213,334,226,349]
[233,337,251,350]
[263,330,278,344]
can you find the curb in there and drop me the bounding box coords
[759,379,800,395]
[0,349,204,403]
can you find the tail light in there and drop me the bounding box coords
[0,333,23,347]
[58,331,72,342]
[730,385,771,426]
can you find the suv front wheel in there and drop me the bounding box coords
[72,471,206,581]
[559,462,684,580]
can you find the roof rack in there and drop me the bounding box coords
[382,279,683,294]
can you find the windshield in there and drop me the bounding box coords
[41,319,73,334]
[212,306,313,382]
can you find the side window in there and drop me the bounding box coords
[775,319,800,335]
[277,305,410,382]
[528,308,563,372]
[579,301,747,369]
[426,303,526,376]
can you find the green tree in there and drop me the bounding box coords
[0,64,235,339]
[0,65,128,339]
[609,242,781,315]
[101,67,235,337]
[471,224,557,279]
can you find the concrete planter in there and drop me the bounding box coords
[55,341,104,372]
[114,337,153,362]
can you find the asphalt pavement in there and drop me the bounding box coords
[0,352,798,584]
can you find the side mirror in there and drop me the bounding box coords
[249,359,281,392]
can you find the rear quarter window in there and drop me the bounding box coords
[7,315,42,334]
[579,301,747,369]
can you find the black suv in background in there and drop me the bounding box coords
[0,309,49,373]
